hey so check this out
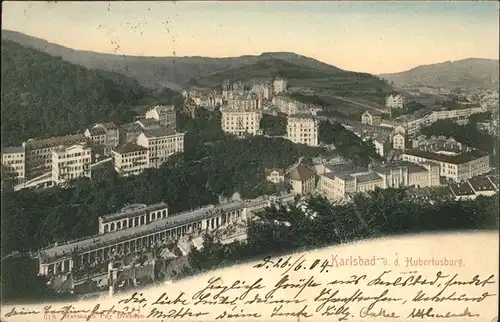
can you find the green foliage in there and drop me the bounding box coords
[259,114,287,136]
[1,114,329,255]
[421,119,496,154]
[190,59,391,101]
[186,189,498,275]
[318,121,380,166]
[1,40,152,146]
[1,257,74,303]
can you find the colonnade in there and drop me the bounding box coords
[40,208,244,276]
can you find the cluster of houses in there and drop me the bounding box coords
[1,105,185,191]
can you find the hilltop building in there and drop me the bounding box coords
[1,146,26,184]
[386,93,405,109]
[136,128,185,169]
[51,144,92,185]
[112,143,149,177]
[286,114,319,146]
[361,110,382,126]
[145,105,177,130]
[23,134,88,179]
[273,77,287,94]
[221,96,263,137]
[84,122,119,157]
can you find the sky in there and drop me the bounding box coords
[2,1,499,74]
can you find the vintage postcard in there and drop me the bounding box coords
[1,1,499,321]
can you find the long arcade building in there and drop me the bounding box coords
[38,194,294,276]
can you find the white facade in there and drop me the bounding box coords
[386,93,405,109]
[273,77,287,94]
[1,146,25,184]
[361,111,382,126]
[286,115,319,146]
[112,143,149,177]
[221,98,263,137]
[393,133,406,150]
[136,129,185,169]
[402,149,490,182]
[145,105,177,130]
[51,144,92,185]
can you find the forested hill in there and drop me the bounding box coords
[1,40,153,147]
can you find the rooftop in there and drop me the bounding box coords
[135,119,161,128]
[100,202,169,223]
[88,127,106,136]
[39,199,245,262]
[449,182,475,197]
[288,114,317,121]
[403,148,489,164]
[23,134,87,150]
[113,143,148,154]
[355,172,383,183]
[467,176,496,192]
[100,122,118,130]
[286,164,316,181]
[120,122,143,132]
[142,127,180,138]
[1,146,24,154]
[265,168,284,176]
[363,110,382,117]
[150,105,175,114]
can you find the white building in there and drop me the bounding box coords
[286,114,319,146]
[361,110,382,126]
[145,105,177,130]
[221,97,263,137]
[265,168,285,184]
[402,148,490,182]
[136,128,185,169]
[273,77,287,94]
[51,144,92,185]
[112,143,149,177]
[1,146,25,184]
[285,164,316,196]
[23,134,88,179]
[319,162,440,201]
[386,93,405,109]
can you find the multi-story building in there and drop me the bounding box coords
[136,128,185,169]
[112,143,149,177]
[221,97,263,137]
[361,110,382,126]
[23,134,88,179]
[135,119,161,132]
[145,105,177,130]
[286,114,319,146]
[272,95,302,116]
[402,148,490,182]
[386,93,405,109]
[1,146,25,184]
[251,82,273,100]
[119,122,143,145]
[273,77,287,94]
[319,162,440,201]
[285,164,316,196]
[392,133,406,150]
[51,144,92,185]
[373,136,390,157]
[93,122,119,156]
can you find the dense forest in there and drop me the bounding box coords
[1,40,154,146]
[259,114,287,136]
[1,111,380,255]
[186,189,498,275]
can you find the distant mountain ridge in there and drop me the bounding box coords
[380,58,499,90]
[2,29,345,91]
